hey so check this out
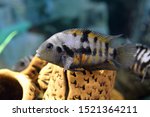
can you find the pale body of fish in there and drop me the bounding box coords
[130,44,150,79]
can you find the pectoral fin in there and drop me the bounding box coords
[62,55,73,70]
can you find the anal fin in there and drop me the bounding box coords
[84,61,117,71]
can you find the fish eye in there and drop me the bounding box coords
[46,43,53,49]
[19,61,25,66]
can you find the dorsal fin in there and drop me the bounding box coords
[106,34,123,41]
[63,28,122,43]
[95,34,122,43]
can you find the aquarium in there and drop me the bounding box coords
[0,0,150,100]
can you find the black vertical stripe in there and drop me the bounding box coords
[135,45,144,59]
[62,45,74,57]
[94,37,98,43]
[85,47,92,54]
[105,42,109,60]
[139,49,149,71]
[76,46,92,55]
[99,42,102,57]
[133,45,144,72]
[73,33,77,37]
[113,49,117,59]
[133,45,144,73]
[93,37,98,56]
[137,48,148,70]
[92,48,97,56]
[80,30,91,42]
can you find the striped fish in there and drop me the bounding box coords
[12,56,33,72]
[130,44,150,79]
[36,29,135,71]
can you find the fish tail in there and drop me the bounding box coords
[115,44,137,69]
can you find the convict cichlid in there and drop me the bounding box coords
[35,29,134,70]
[129,44,150,80]
[36,29,137,71]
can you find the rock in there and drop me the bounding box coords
[38,63,118,100]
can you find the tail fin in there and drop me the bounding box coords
[115,44,137,69]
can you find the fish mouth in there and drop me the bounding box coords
[35,53,40,57]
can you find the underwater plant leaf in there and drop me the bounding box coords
[0,31,18,54]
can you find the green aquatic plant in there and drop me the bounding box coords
[0,31,18,54]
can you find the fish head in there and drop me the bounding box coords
[36,38,62,65]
